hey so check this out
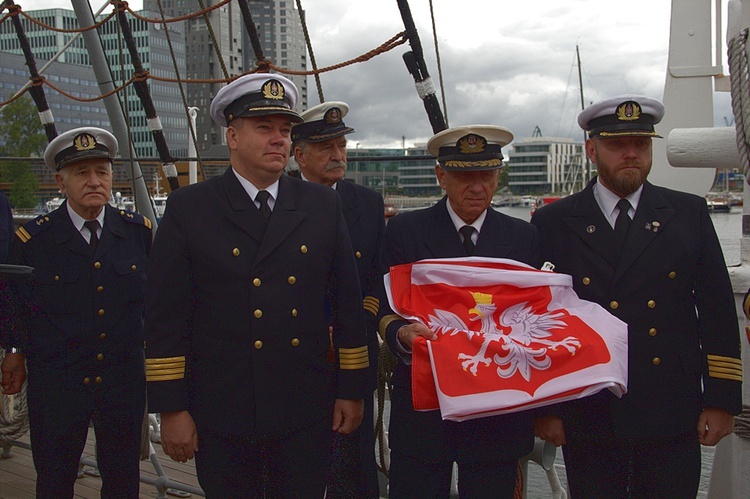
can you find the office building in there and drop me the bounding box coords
[0,8,189,158]
[506,136,585,195]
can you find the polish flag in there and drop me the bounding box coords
[385,257,628,421]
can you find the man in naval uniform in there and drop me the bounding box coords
[291,101,384,498]
[143,74,370,498]
[377,125,539,498]
[0,127,152,498]
[531,95,742,497]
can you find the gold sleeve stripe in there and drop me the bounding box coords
[145,356,186,365]
[708,363,743,373]
[340,351,369,362]
[339,346,370,370]
[707,355,742,366]
[144,217,153,230]
[709,366,743,377]
[16,227,31,243]
[339,346,368,355]
[379,314,402,342]
[708,371,743,382]
[145,356,185,381]
[363,296,379,316]
[707,360,743,371]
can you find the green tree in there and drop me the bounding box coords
[0,95,46,208]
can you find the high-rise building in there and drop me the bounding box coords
[506,136,585,195]
[145,0,244,152]
[245,1,308,110]
[0,8,189,157]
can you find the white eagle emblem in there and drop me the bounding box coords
[427,292,581,381]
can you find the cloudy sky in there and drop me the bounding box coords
[18,0,733,148]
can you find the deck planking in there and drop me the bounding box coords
[0,429,203,498]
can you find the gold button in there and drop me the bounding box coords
[288,276,297,285]
[355,251,362,259]
[582,277,591,285]
[97,353,104,361]
[254,340,263,349]
[99,333,106,340]
[95,376,102,383]
[254,309,262,319]
[94,262,101,269]
[300,245,308,254]
[98,309,105,317]
[647,300,656,309]
[83,377,90,384]
[649,328,657,337]
[54,275,60,281]
[291,338,300,347]
[291,308,298,317]
[97,286,104,293]
[253,278,261,287]
[131,264,137,271]
[610,301,619,310]
[233,248,240,257]
[652,357,661,365]
[668,271,677,279]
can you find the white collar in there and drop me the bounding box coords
[232,168,280,208]
[445,199,488,234]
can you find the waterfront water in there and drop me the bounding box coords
[497,205,742,497]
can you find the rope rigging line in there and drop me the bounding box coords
[428,0,448,128]
[374,342,397,477]
[296,0,324,104]
[2,0,57,142]
[113,0,142,209]
[114,0,181,193]
[153,0,206,182]
[124,0,233,25]
[1,2,116,33]
[197,0,230,80]
[396,0,446,134]
[728,27,750,184]
[0,349,29,448]
[236,0,270,73]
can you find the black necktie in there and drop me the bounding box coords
[459,225,476,256]
[256,190,272,222]
[614,198,632,244]
[84,219,100,251]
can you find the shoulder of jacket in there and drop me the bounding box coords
[15,214,53,243]
[118,210,153,230]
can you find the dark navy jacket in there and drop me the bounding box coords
[9,202,151,392]
[377,197,540,462]
[531,178,742,438]
[336,179,385,389]
[144,169,369,437]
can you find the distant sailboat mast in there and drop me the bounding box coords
[576,44,590,187]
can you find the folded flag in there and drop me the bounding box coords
[384,257,628,421]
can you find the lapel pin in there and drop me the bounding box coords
[586,225,596,234]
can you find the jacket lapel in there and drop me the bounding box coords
[613,182,675,282]
[424,197,470,258]
[254,175,306,265]
[96,205,126,257]
[474,209,513,258]
[221,168,267,245]
[337,181,362,231]
[563,181,620,269]
[51,202,91,257]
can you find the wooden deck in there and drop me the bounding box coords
[0,429,204,498]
